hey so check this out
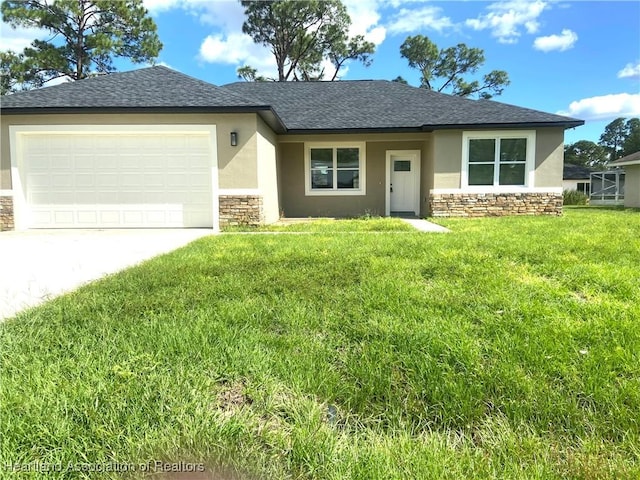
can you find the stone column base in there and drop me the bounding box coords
[0,195,14,231]
[219,195,264,227]
[429,192,562,217]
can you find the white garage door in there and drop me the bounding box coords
[14,126,217,228]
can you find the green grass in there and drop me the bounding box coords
[223,216,415,232]
[1,208,639,479]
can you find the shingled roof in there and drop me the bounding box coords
[0,66,264,111]
[1,66,583,133]
[223,80,583,132]
[563,163,592,180]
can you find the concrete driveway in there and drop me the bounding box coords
[0,229,214,320]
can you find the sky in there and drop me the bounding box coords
[1,0,639,143]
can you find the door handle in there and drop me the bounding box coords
[390,183,393,193]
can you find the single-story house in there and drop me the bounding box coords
[0,66,584,231]
[563,163,592,195]
[608,151,640,208]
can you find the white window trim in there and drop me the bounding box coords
[461,130,536,191]
[304,142,366,196]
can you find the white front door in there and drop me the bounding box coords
[388,151,420,216]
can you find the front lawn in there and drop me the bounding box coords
[223,216,416,232]
[1,208,639,479]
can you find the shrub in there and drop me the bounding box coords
[563,189,589,205]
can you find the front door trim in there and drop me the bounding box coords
[385,150,421,216]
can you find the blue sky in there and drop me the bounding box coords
[2,1,639,143]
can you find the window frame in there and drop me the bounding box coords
[304,142,366,196]
[461,131,536,190]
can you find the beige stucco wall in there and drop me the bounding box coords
[534,128,564,188]
[277,133,430,218]
[0,112,260,191]
[431,127,565,190]
[432,130,463,189]
[256,116,279,223]
[624,164,640,208]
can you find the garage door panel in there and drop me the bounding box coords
[96,175,118,187]
[20,128,215,228]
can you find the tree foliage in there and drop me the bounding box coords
[598,118,628,161]
[1,0,162,94]
[564,140,607,168]
[391,75,408,85]
[239,0,374,81]
[622,118,640,157]
[399,35,509,99]
[565,117,640,167]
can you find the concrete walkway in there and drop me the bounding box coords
[0,229,213,320]
[400,218,450,233]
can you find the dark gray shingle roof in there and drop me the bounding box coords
[563,163,592,180]
[0,66,261,110]
[1,66,583,132]
[222,80,583,132]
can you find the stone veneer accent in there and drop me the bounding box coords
[429,192,562,217]
[0,196,14,231]
[219,195,264,227]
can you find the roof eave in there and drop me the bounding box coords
[609,159,640,167]
[422,120,585,131]
[283,127,427,135]
[0,105,288,133]
[0,105,272,115]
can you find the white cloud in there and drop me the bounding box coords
[199,32,277,79]
[43,76,72,87]
[343,0,387,45]
[533,29,578,52]
[618,62,640,79]
[465,0,547,44]
[143,0,190,13]
[0,25,48,52]
[199,33,253,65]
[558,93,640,120]
[387,6,454,34]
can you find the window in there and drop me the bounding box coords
[463,131,535,188]
[577,182,590,195]
[305,143,365,195]
[394,160,411,171]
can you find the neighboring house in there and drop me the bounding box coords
[608,151,640,208]
[563,163,592,195]
[0,66,584,231]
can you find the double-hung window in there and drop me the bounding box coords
[463,131,535,188]
[305,143,366,195]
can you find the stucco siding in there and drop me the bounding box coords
[624,165,640,208]
[278,137,429,218]
[432,130,463,189]
[534,128,564,188]
[257,116,280,223]
[278,142,382,217]
[0,112,260,191]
